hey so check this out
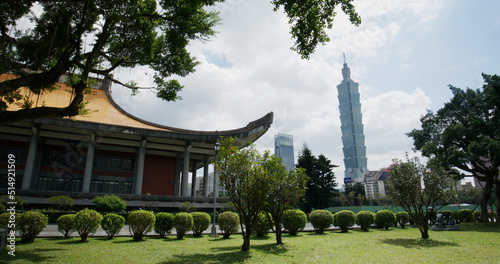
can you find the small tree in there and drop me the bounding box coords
[173,212,194,239]
[92,195,126,212]
[334,210,356,232]
[48,196,74,211]
[179,202,196,213]
[386,156,454,238]
[17,211,49,243]
[308,210,334,234]
[128,210,155,241]
[56,214,76,238]
[356,211,375,232]
[191,212,211,237]
[74,209,102,242]
[102,213,125,239]
[262,151,308,244]
[155,212,175,238]
[218,211,240,239]
[216,138,272,251]
[283,209,307,235]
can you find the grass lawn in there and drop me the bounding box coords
[1,223,499,264]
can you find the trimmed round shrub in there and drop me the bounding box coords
[155,212,174,238]
[283,209,307,235]
[441,210,452,219]
[309,210,334,234]
[56,214,75,238]
[375,210,396,230]
[74,208,103,242]
[356,211,375,231]
[472,211,482,222]
[92,195,126,212]
[48,195,74,211]
[218,211,239,239]
[102,213,125,239]
[451,211,460,222]
[17,211,49,243]
[458,209,473,222]
[396,212,409,228]
[174,212,194,239]
[0,212,13,229]
[334,210,356,232]
[128,210,155,241]
[191,212,211,237]
[254,212,272,237]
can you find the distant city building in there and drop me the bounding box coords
[196,172,226,196]
[363,170,391,199]
[336,54,368,183]
[274,133,295,171]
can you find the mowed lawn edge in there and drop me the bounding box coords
[1,223,499,264]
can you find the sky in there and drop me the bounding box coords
[111,0,500,186]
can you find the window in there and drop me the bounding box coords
[94,156,106,170]
[37,177,53,191]
[104,181,119,193]
[90,180,103,193]
[120,182,132,194]
[122,158,134,172]
[107,157,122,171]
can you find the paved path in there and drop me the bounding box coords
[38,223,351,238]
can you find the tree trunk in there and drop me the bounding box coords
[480,180,494,222]
[275,228,283,244]
[419,222,429,239]
[241,232,251,251]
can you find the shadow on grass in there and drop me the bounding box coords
[163,242,288,263]
[381,238,459,249]
[0,248,61,263]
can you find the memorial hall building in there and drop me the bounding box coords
[0,73,273,208]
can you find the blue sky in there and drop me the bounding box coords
[113,0,500,185]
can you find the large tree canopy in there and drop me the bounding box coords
[296,144,339,212]
[407,74,500,222]
[0,0,360,125]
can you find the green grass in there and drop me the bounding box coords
[1,223,499,263]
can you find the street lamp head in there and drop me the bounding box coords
[214,139,220,151]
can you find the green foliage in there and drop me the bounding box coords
[308,209,333,234]
[179,202,196,213]
[218,211,240,239]
[128,210,155,241]
[174,212,194,239]
[191,212,211,237]
[56,214,76,239]
[17,211,49,243]
[283,209,307,235]
[356,211,375,232]
[407,74,500,222]
[451,211,460,222]
[0,195,27,208]
[254,212,273,237]
[92,195,126,212]
[472,211,481,222]
[458,209,474,223]
[155,212,174,238]
[375,210,396,230]
[102,213,125,239]
[270,0,361,59]
[334,210,356,232]
[42,211,75,223]
[74,208,103,242]
[396,212,409,229]
[297,144,338,212]
[48,196,74,211]
[386,156,454,239]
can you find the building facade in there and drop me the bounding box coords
[274,133,295,171]
[363,170,391,199]
[0,73,273,209]
[336,55,368,183]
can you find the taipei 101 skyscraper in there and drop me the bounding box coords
[336,54,367,183]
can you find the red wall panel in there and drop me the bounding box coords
[141,154,176,195]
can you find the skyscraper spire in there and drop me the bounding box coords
[341,53,351,81]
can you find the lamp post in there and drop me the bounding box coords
[211,139,220,237]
